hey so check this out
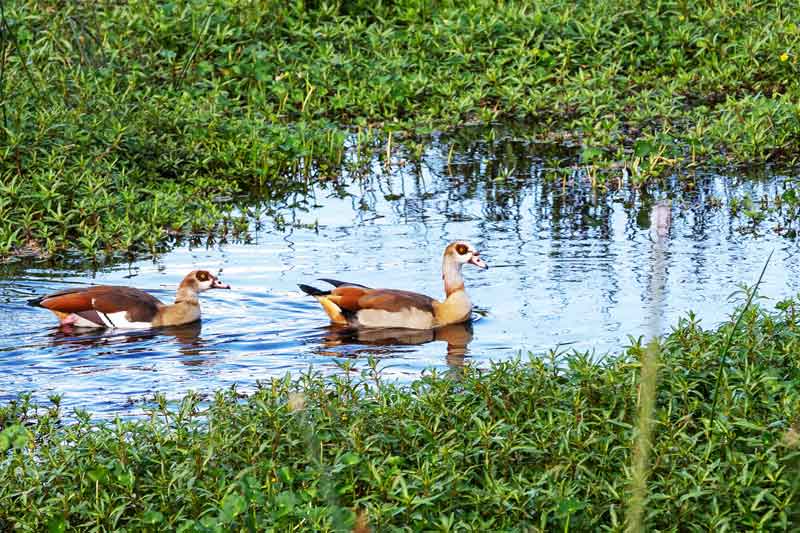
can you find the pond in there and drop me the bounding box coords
[2,126,798,417]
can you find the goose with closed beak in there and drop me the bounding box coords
[299,241,487,329]
[28,270,230,329]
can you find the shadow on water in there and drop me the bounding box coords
[1,123,799,416]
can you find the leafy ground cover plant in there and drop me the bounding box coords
[1,0,799,259]
[2,296,800,531]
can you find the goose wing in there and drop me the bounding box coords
[30,286,163,323]
[329,287,435,314]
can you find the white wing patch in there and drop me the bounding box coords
[101,311,153,329]
[356,307,435,330]
[69,314,105,328]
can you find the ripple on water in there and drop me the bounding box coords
[1,128,799,416]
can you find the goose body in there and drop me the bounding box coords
[28,270,230,329]
[299,241,487,329]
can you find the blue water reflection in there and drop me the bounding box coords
[1,127,798,416]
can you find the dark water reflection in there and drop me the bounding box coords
[313,322,473,368]
[1,125,799,416]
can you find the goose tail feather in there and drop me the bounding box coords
[298,284,330,297]
[318,278,370,289]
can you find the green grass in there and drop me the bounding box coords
[1,0,799,259]
[3,296,800,531]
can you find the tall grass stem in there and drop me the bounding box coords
[707,249,774,438]
[626,201,670,531]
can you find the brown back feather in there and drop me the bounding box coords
[38,285,163,323]
[336,288,436,314]
[330,286,370,312]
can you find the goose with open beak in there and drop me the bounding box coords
[299,241,487,329]
[28,270,230,329]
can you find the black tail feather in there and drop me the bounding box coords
[298,284,330,297]
[27,296,46,308]
[318,278,371,289]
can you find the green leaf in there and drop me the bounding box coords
[141,510,164,524]
[557,497,587,516]
[277,466,293,483]
[330,506,356,529]
[274,491,297,517]
[580,147,603,163]
[220,493,247,523]
[176,520,198,533]
[634,139,655,157]
[0,425,30,451]
[200,515,220,529]
[119,472,134,487]
[47,517,67,533]
[88,467,109,483]
[241,475,265,505]
[339,452,361,466]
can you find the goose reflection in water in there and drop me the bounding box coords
[47,321,209,362]
[313,320,473,367]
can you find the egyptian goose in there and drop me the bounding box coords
[299,241,487,329]
[28,270,230,329]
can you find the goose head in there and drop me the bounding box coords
[443,241,488,270]
[180,270,231,294]
[441,241,487,297]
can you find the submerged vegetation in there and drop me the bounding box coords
[1,0,799,258]
[2,297,800,530]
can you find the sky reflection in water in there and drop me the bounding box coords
[1,126,798,416]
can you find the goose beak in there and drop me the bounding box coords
[469,253,488,270]
[211,278,231,289]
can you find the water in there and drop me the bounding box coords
[2,126,799,416]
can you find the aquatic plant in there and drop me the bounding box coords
[1,0,799,259]
[2,296,800,530]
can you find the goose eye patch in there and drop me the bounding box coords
[196,271,209,281]
[455,244,469,255]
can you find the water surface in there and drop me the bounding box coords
[2,127,798,416]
